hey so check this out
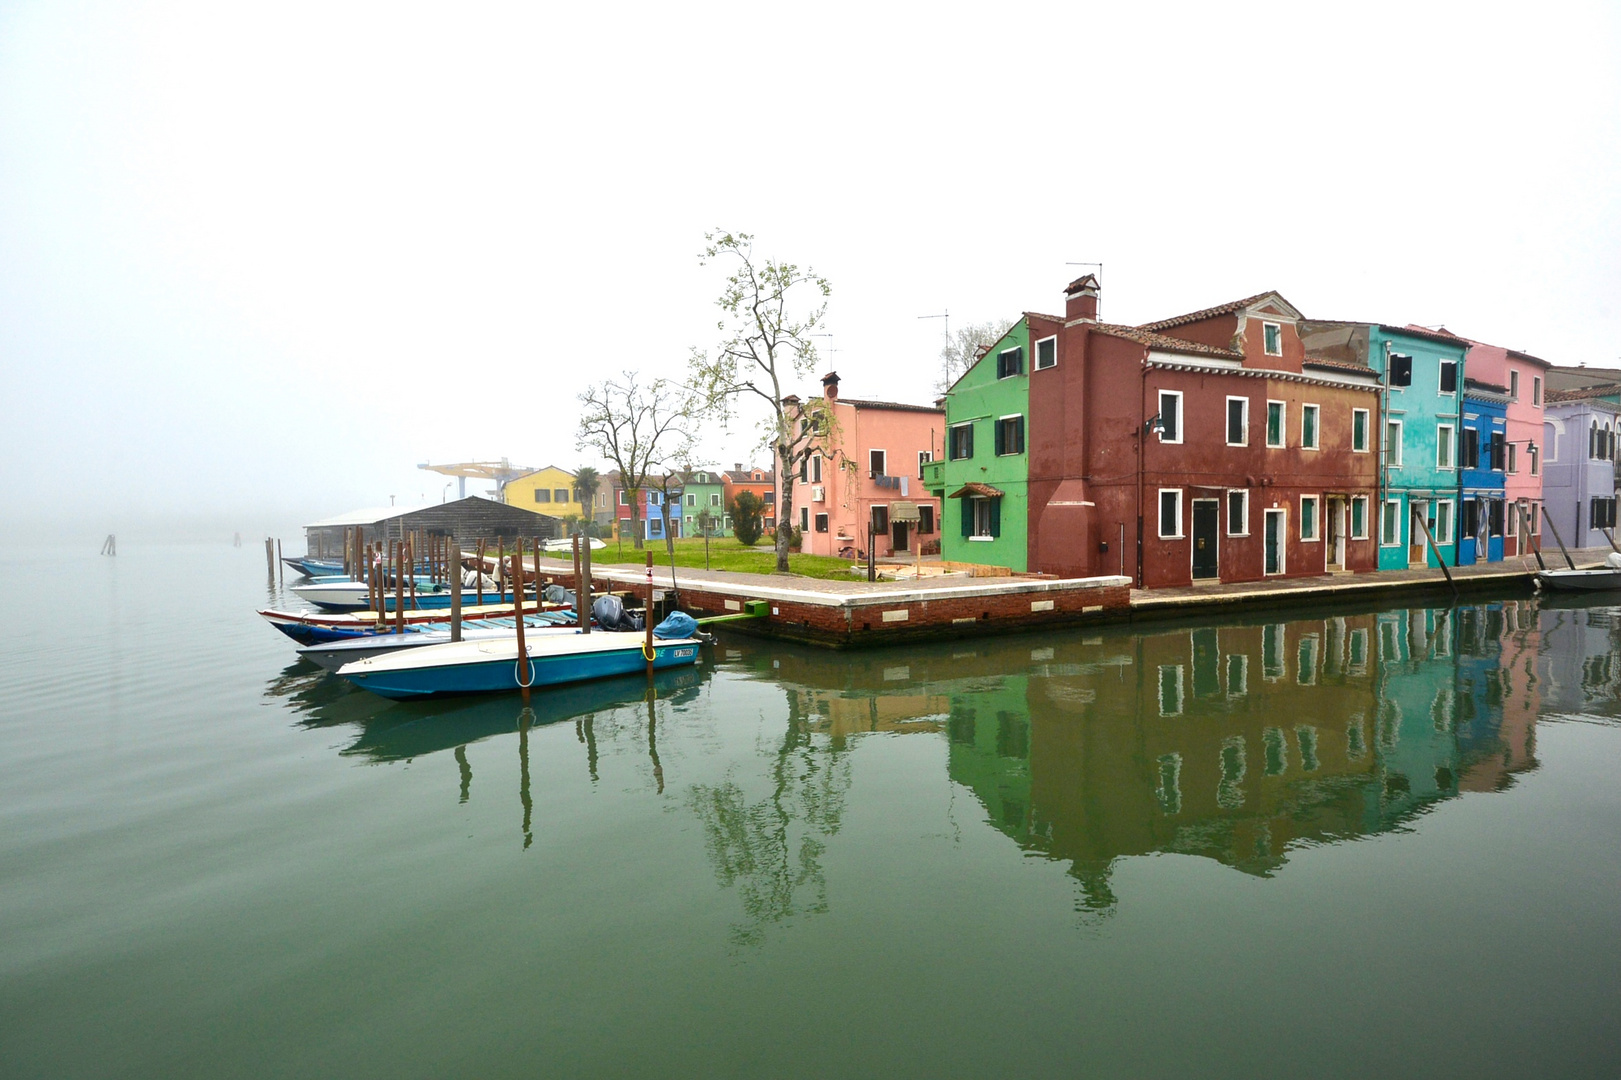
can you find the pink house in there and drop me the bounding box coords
[1458,337,1551,556]
[789,372,944,559]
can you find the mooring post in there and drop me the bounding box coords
[1414,512,1458,598]
[1540,504,1578,570]
[450,538,463,642]
[265,537,275,580]
[276,539,284,585]
[475,539,486,605]
[513,536,530,703]
[497,537,506,605]
[1518,503,1547,571]
[572,534,583,627]
[394,540,406,633]
[644,550,655,679]
[580,529,593,636]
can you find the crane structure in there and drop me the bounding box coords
[417,458,536,500]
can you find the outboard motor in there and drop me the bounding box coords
[592,594,644,632]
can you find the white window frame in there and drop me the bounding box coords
[799,506,809,531]
[810,453,823,483]
[1263,508,1288,575]
[917,450,931,478]
[710,492,722,507]
[1226,396,1249,447]
[1381,499,1402,546]
[1350,495,1370,540]
[868,449,886,478]
[1301,403,1320,450]
[1352,408,1370,453]
[1263,321,1283,356]
[618,490,628,506]
[685,493,696,507]
[948,422,974,461]
[1532,376,1542,407]
[1157,390,1184,444]
[1226,489,1249,537]
[1434,499,1455,544]
[1436,423,1455,469]
[1300,495,1320,542]
[997,346,1022,380]
[1266,400,1286,448]
[996,414,1026,456]
[1385,419,1403,467]
[1033,334,1057,370]
[1529,443,1539,476]
[1158,488,1184,539]
[1507,442,1518,474]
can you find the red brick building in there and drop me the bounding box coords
[1030,277,1382,587]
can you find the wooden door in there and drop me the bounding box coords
[1192,500,1219,579]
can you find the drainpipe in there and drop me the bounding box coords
[1378,338,1390,561]
[1137,352,1148,587]
[1455,394,1466,568]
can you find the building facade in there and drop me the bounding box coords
[502,465,589,521]
[677,470,730,536]
[612,477,685,541]
[1460,342,1549,556]
[789,373,943,559]
[1457,383,1509,564]
[1541,394,1620,551]
[720,465,777,535]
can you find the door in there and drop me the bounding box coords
[891,521,910,553]
[1264,509,1285,575]
[1328,498,1346,570]
[1191,500,1219,579]
[1409,500,1428,567]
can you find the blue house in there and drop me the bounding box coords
[1300,322,1471,569]
[1457,381,1509,564]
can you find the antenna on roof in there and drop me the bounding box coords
[810,332,838,361]
[1067,261,1103,319]
[918,310,949,345]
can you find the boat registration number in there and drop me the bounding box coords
[670,648,696,659]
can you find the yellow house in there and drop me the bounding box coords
[502,466,587,519]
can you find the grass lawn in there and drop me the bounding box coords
[538,536,863,580]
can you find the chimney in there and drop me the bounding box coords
[734,462,743,472]
[1065,274,1100,322]
[821,371,840,401]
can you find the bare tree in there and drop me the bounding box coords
[934,319,1011,396]
[687,229,834,573]
[577,372,694,550]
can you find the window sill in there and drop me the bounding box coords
[1226,441,1249,448]
[1266,443,1286,450]
[1301,538,1321,543]
[967,535,997,542]
[1158,534,1185,541]
[1227,532,1250,538]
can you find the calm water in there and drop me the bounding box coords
[3,544,1620,1079]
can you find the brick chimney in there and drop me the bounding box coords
[1065,274,1100,322]
[821,371,840,401]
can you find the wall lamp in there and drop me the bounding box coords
[1144,413,1165,436]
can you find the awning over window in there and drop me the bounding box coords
[948,482,1005,499]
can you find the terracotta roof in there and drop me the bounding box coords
[833,396,944,414]
[1024,311,1066,324]
[1464,377,1508,394]
[1302,355,1376,375]
[948,482,1005,499]
[1505,348,1552,367]
[1088,322,1245,360]
[1378,324,1471,347]
[1403,323,1468,341]
[721,469,775,483]
[1139,292,1275,331]
[1546,384,1621,403]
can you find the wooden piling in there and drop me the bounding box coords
[1517,503,1547,571]
[513,537,530,703]
[450,538,463,642]
[1413,513,1458,597]
[276,539,284,585]
[1540,504,1578,570]
[497,537,506,604]
[644,551,655,679]
[265,537,275,579]
[580,530,592,635]
[476,539,486,605]
[572,534,583,628]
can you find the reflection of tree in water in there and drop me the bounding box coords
[687,690,852,948]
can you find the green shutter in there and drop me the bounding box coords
[990,497,1001,538]
[961,501,973,537]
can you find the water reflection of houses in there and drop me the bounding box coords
[1536,596,1621,721]
[936,601,1543,905]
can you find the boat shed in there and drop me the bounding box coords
[302,496,564,558]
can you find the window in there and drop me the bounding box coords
[1301,404,1320,450]
[1351,495,1369,539]
[1461,498,1480,539]
[1158,489,1183,539]
[966,497,1000,539]
[554,488,569,503]
[618,490,628,506]
[1353,408,1369,452]
[1592,498,1618,530]
[1509,370,1520,400]
[996,347,1023,379]
[1435,500,1454,544]
[1533,376,1542,407]
[649,490,661,505]
[1437,424,1455,469]
[1460,426,1479,468]
[995,415,1026,455]
[710,493,722,507]
[869,449,886,477]
[763,490,775,505]
[1157,390,1182,443]
[1507,443,1518,473]
[1297,637,1319,687]
[1389,353,1413,387]
[799,507,809,531]
[1266,401,1285,447]
[918,450,931,478]
[1034,335,1057,370]
[1382,500,1402,546]
[1489,432,1506,471]
[1530,500,1541,535]
[871,505,889,532]
[534,489,552,503]
[948,423,974,460]
[1300,496,1320,541]
[1226,397,1248,446]
[1263,322,1282,356]
[1529,443,1539,475]
[1227,489,1249,536]
[1385,419,1403,466]
[685,493,696,507]
[813,513,829,533]
[1439,360,1457,393]
[918,505,935,534]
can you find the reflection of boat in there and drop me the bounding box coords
[298,622,616,671]
[338,631,705,699]
[342,665,704,762]
[1537,566,1621,592]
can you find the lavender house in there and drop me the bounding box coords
[1541,390,1619,551]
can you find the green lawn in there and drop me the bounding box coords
[538,536,862,580]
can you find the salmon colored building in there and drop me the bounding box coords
[788,373,944,559]
[720,465,777,534]
[1453,337,1550,556]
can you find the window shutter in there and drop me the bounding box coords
[990,498,1001,538]
[961,502,973,537]
[994,421,1005,456]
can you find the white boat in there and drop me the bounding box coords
[290,579,526,612]
[297,622,599,671]
[541,536,607,552]
[1537,567,1621,592]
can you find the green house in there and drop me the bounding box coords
[924,315,1053,571]
[677,469,730,537]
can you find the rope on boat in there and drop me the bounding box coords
[514,657,535,688]
[642,641,656,662]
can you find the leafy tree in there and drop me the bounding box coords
[934,319,1011,396]
[571,465,602,528]
[688,229,835,573]
[577,372,693,549]
[730,490,766,546]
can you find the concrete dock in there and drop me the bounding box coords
[523,547,1617,647]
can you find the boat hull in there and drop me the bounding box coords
[1537,569,1621,592]
[340,636,703,699]
[290,581,531,612]
[298,625,604,671]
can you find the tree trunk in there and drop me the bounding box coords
[774,442,793,573]
[628,495,644,549]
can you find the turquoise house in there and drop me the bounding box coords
[1301,322,1470,569]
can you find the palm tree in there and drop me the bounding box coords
[572,466,602,534]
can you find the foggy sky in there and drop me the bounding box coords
[3,1,1617,542]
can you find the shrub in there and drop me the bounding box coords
[730,491,766,546]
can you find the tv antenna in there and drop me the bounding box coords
[809,332,839,361]
[1066,261,1103,319]
[918,309,949,345]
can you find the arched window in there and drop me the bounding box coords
[1592,421,1599,460]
